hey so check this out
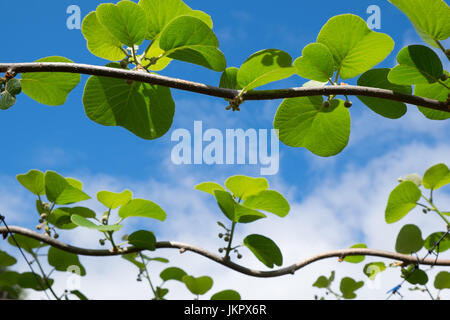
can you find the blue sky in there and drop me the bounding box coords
[0,0,449,300]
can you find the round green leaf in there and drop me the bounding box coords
[160,267,187,282]
[18,273,53,291]
[343,243,367,264]
[363,262,386,280]
[403,268,428,285]
[70,214,122,232]
[243,190,290,218]
[313,276,331,289]
[66,178,83,190]
[0,271,20,287]
[45,171,90,205]
[0,250,17,267]
[16,170,45,196]
[388,0,450,46]
[96,1,147,47]
[48,247,86,276]
[339,277,364,299]
[159,16,226,71]
[219,67,241,90]
[237,49,295,91]
[422,163,450,190]
[97,190,133,209]
[21,56,80,106]
[395,224,424,254]
[213,190,236,222]
[138,0,213,40]
[195,182,226,195]
[83,76,175,140]
[294,43,335,82]
[274,97,351,157]
[81,12,125,61]
[388,45,443,85]
[424,232,450,253]
[128,230,157,251]
[0,90,16,110]
[122,253,145,270]
[234,203,267,224]
[434,271,450,290]
[243,234,283,269]
[357,68,411,119]
[211,290,241,300]
[8,234,45,254]
[118,199,166,221]
[5,78,22,96]
[385,181,422,224]
[182,275,213,295]
[225,176,269,200]
[415,72,450,120]
[317,14,394,79]
[48,207,96,230]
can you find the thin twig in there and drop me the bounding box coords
[2,225,450,279]
[0,62,448,113]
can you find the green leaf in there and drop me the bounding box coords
[70,290,88,300]
[142,36,173,71]
[16,170,45,196]
[274,97,351,157]
[159,16,226,71]
[128,230,157,251]
[243,234,283,269]
[234,204,267,224]
[363,262,386,280]
[343,243,367,264]
[294,43,335,82]
[8,234,45,254]
[122,253,145,269]
[182,275,213,295]
[119,199,166,221]
[0,250,17,267]
[0,90,16,110]
[155,287,169,300]
[45,171,90,205]
[415,73,450,120]
[70,214,122,232]
[243,190,290,217]
[18,273,53,291]
[81,12,125,61]
[138,0,212,40]
[48,207,96,230]
[160,267,187,282]
[424,232,450,253]
[357,68,411,119]
[403,267,428,285]
[339,277,364,299]
[5,79,22,96]
[83,76,175,140]
[0,79,21,110]
[395,224,424,254]
[225,176,269,200]
[214,190,236,222]
[317,14,394,79]
[211,290,241,300]
[385,181,422,224]
[388,45,443,85]
[388,0,450,46]
[66,178,83,190]
[48,247,86,276]
[422,163,450,190]
[434,271,450,290]
[97,190,133,209]
[21,56,80,106]
[195,182,226,195]
[237,49,296,91]
[0,271,20,287]
[219,67,241,90]
[96,1,147,47]
[313,276,330,289]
